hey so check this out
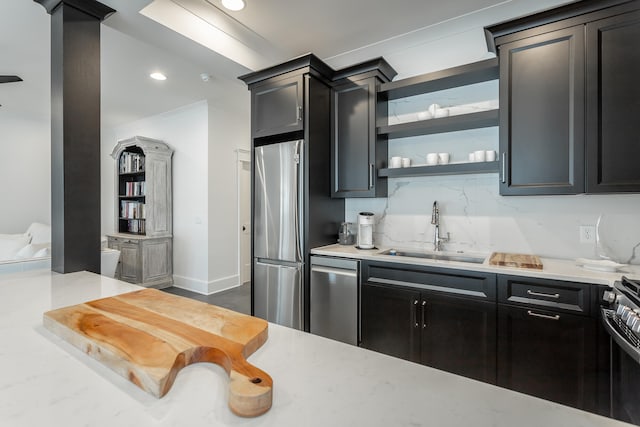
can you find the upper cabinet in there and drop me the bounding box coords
[586,9,640,193]
[331,59,396,198]
[486,0,640,195]
[497,26,585,195]
[250,74,304,138]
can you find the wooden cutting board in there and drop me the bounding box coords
[43,288,272,417]
[489,252,543,270]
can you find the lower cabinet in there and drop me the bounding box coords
[496,274,609,415]
[107,234,173,288]
[497,304,598,411]
[360,261,497,384]
[359,264,609,415]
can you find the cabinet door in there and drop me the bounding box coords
[499,26,585,195]
[331,77,384,198]
[497,304,597,411]
[360,282,421,362]
[421,294,496,384]
[141,238,172,284]
[586,10,640,193]
[107,238,122,279]
[251,74,304,138]
[119,241,140,283]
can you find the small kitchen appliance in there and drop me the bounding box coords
[356,212,375,249]
[338,222,355,245]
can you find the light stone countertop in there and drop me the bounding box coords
[311,243,640,286]
[0,269,635,427]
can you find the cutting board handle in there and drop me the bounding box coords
[195,347,273,417]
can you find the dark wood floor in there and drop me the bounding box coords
[161,282,250,315]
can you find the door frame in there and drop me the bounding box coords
[236,148,251,286]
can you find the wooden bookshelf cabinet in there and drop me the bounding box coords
[107,136,174,288]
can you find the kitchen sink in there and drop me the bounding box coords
[378,249,486,264]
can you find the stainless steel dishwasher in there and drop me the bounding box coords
[310,255,359,345]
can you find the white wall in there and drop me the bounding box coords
[0,113,50,233]
[206,101,251,293]
[101,101,210,288]
[333,0,640,265]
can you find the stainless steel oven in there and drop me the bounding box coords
[601,276,640,425]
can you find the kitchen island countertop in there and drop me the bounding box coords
[312,243,640,286]
[0,269,634,427]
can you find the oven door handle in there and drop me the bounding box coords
[601,308,640,364]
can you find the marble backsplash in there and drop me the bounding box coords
[345,174,640,265]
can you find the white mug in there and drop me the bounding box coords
[474,150,486,162]
[401,157,411,168]
[390,156,402,168]
[428,103,440,116]
[468,152,475,162]
[426,153,439,165]
[438,153,450,164]
[485,150,497,162]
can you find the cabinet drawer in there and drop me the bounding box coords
[363,261,496,301]
[498,275,591,315]
[108,236,139,246]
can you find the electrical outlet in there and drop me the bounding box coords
[579,225,596,244]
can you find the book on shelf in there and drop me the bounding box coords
[120,200,145,219]
[119,152,146,174]
[126,219,145,234]
[124,181,145,196]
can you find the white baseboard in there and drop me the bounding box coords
[172,273,240,295]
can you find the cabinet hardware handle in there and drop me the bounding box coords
[527,289,560,299]
[297,106,302,121]
[413,299,419,327]
[501,152,506,184]
[421,300,427,328]
[527,310,560,321]
[369,163,374,189]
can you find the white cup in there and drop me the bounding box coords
[485,150,497,162]
[428,103,440,116]
[426,153,439,165]
[401,157,411,168]
[474,150,486,162]
[438,153,450,164]
[390,156,402,168]
[468,152,475,162]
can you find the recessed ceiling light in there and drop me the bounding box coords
[150,72,167,81]
[221,0,245,11]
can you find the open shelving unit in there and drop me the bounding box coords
[379,161,499,178]
[375,57,500,179]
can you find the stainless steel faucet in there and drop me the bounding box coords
[431,201,449,251]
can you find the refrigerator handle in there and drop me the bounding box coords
[295,140,304,261]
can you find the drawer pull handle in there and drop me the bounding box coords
[413,299,419,327]
[421,300,427,328]
[527,289,560,299]
[527,310,560,321]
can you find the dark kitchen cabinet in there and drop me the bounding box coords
[361,282,421,362]
[331,59,396,198]
[496,274,608,414]
[487,0,640,195]
[497,305,597,411]
[497,26,585,195]
[586,9,640,193]
[250,74,304,138]
[360,261,497,383]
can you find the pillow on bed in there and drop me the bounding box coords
[0,234,31,261]
[15,243,51,259]
[26,222,51,245]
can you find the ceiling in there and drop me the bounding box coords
[0,0,574,129]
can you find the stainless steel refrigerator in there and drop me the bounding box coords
[253,140,304,329]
